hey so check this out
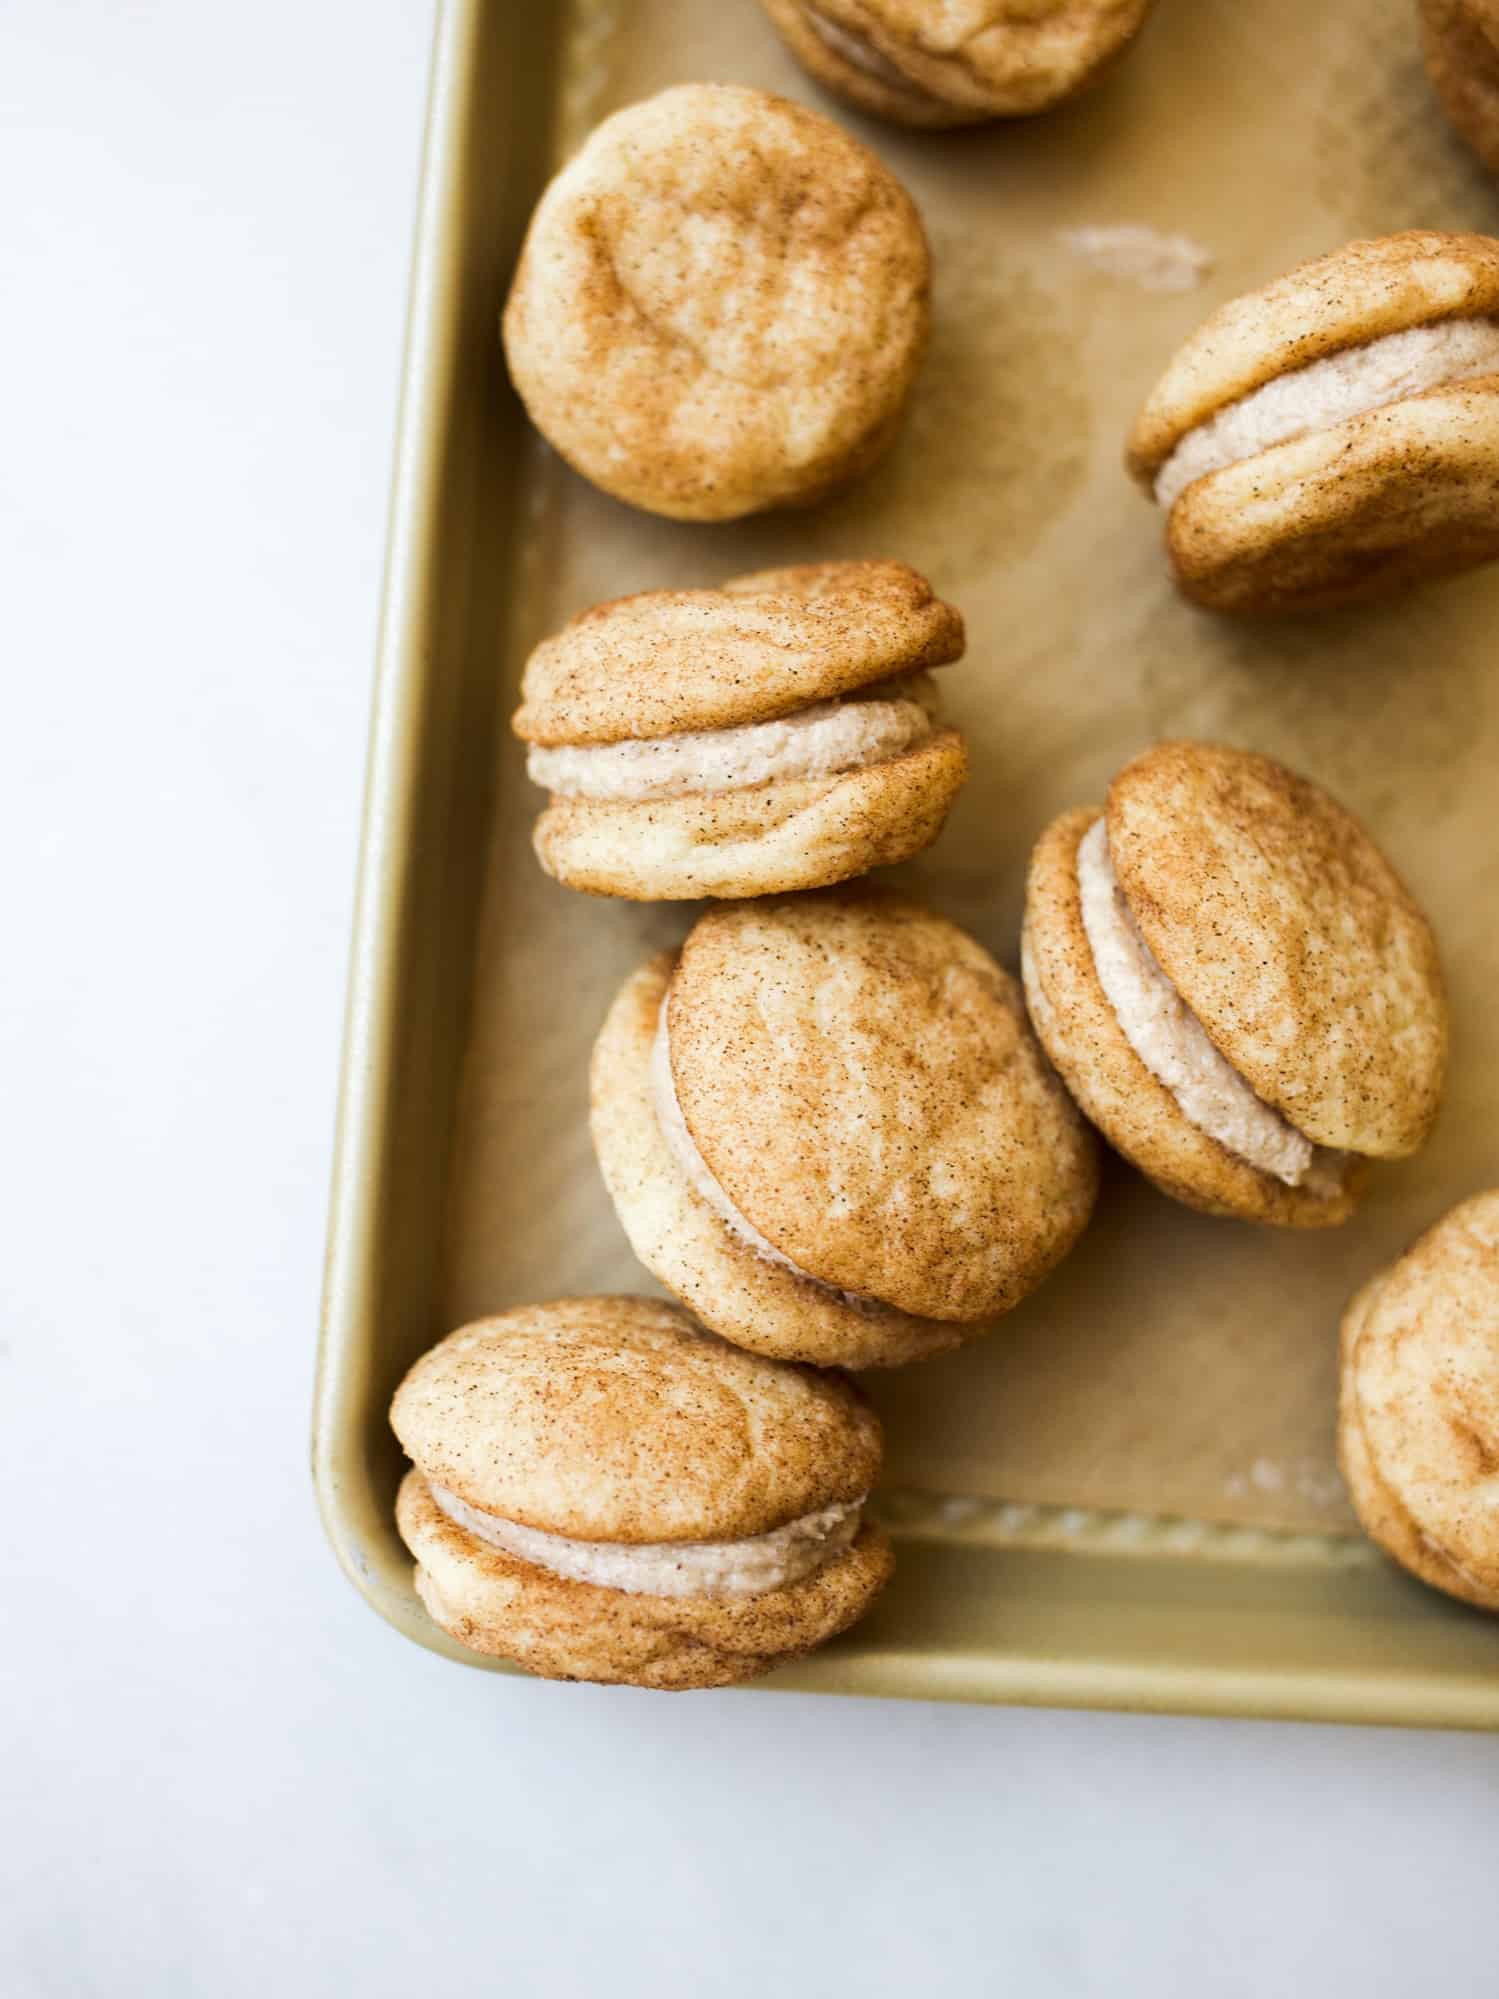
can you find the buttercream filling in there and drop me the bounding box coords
[429,1481,863,1599]
[1076,817,1344,1190]
[1154,317,1499,510]
[527,673,939,803]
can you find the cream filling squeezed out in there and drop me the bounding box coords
[429,1482,863,1599]
[1155,318,1499,510]
[1077,817,1342,1189]
[528,674,938,803]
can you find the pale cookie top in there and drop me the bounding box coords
[390,1296,881,1543]
[785,0,1152,117]
[1350,1190,1499,1596]
[1106,744,1446,1159]
[513,561,964,747]
[1128,231,1499,482]
[668,891,1097,1322]
[501,84,930,521]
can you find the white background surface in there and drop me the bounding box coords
[2,4,1496,1993]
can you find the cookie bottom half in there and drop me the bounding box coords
[1164,379,1499,614]
[398,1471,895,1689]
[535,731,966,901]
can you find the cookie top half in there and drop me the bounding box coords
[667,890,1097,1321]
[514,560,963,748]
[389,1296,881,1544]
[1105,743,1446,1158]
[1128,232,1499,484]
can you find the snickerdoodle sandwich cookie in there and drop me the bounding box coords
[759,0,1154,128]
[1021,742,1447,1226]
[592,890,1099,1368]
[1128,231,1499,611]
[391,1296,892,1688]
[1339,1191,1499,1612]
[514,561,968,900]
[502,84,930,521]
[1420,1,1499,173]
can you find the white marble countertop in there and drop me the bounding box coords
[2,4,1494,1993]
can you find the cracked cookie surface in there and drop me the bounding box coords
[503,85,930,520]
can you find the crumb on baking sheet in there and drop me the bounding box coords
[1057,224,1213,292]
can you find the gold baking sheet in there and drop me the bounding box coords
[314,0,1499,1723]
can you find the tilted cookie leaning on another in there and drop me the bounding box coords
[1339,1191,1499,1613]
[502,83,930,521]
[757,0,1155,128]
[391,1296,893,1687]
[592,887,1099,1369]
[1128,231,1499,611]
[513,561,968,900]
[1021,742,1447,1227]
